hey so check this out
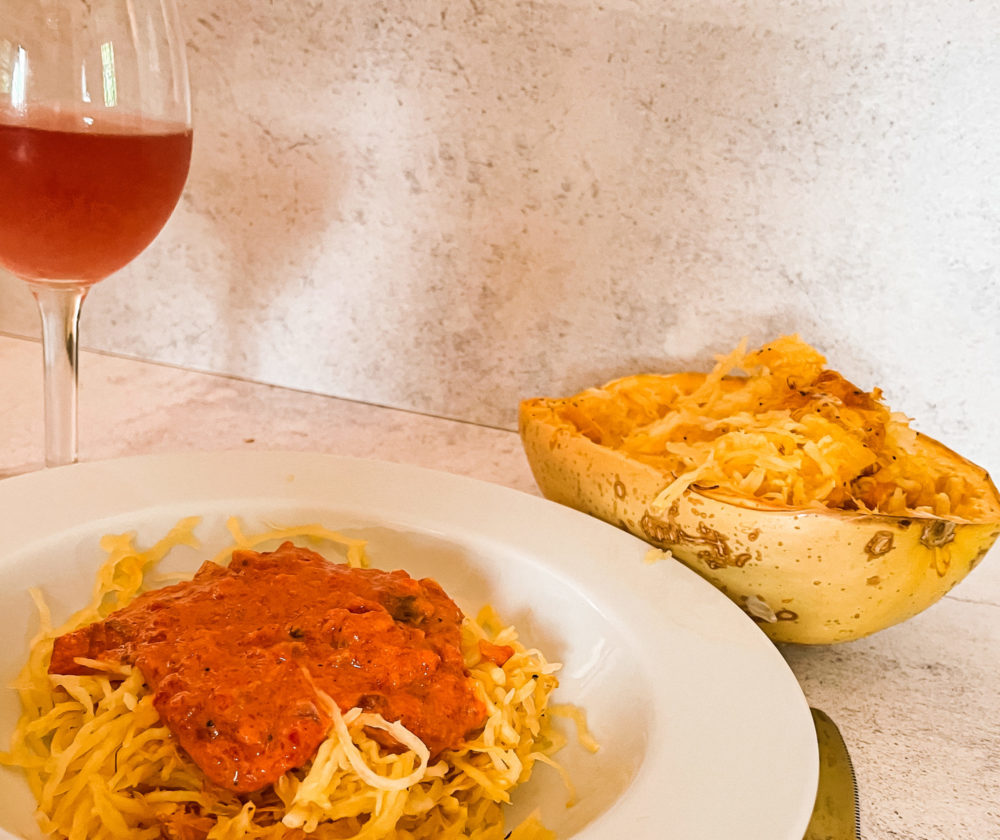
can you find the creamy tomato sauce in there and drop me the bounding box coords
[48,543,487,793]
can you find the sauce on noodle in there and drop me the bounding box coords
[48,542,486,792]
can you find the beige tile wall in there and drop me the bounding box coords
[2,0,998,470]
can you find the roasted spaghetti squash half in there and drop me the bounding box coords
[519,336,1000,644]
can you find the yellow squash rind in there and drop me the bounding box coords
[519,396,1000,644]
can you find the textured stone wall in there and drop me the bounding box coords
[2,0,998,470]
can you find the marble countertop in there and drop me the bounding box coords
[2,333,998,840]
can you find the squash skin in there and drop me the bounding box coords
[519,395,1000,644]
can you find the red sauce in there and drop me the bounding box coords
[48,543,487,793]
[478,639,515,667]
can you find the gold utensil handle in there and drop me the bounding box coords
[804,708,862,840]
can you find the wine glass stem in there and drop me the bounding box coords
[28,282,89,468]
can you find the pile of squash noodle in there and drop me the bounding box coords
[1,517,591,840]
[564,335,993,521]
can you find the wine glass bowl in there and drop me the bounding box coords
[0,0,192,468]
[0,114,192,284]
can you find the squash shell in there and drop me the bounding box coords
[519,389,1000,644]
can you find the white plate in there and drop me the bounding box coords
[0,452,817,839]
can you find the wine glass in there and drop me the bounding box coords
[0,0,192,470]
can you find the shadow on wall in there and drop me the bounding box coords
[186,107,344,376]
